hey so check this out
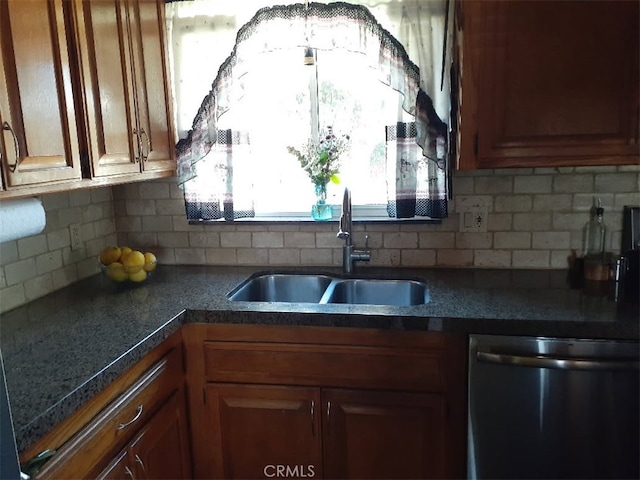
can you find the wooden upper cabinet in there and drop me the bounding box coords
[74,0,175,178]
[0,0,82,187]
[458,0,640,169]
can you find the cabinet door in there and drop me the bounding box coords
[96,450,135,480]
[0,0,82,187]
[128,0,175,173]
[128,390,192,480]
[322,388,447,479]
[75,0,140,177]
[205,384,323,479]
[471,0,639,168]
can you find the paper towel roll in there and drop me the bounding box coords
[0,198,46,244]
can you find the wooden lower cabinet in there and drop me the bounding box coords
[323,389,446,479]
[185,324,466,480]
[98,390,192,480]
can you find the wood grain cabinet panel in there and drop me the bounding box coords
[74,0,175,178]
[0,0,82,187]
[459,0,639,169]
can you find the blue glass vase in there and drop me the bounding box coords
[311,183,332,221]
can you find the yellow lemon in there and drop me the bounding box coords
[143,252,157,272]
[119,246,133,262]
[106,262,128,282]
[122,250,145,274]
[129,269,147,283]
[100,246,121,266]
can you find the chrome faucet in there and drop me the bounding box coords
[337,187,371,273]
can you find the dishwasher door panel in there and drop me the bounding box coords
[468,335,639,480]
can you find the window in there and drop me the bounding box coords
[167,0,452,222]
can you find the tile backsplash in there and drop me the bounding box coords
[1,165,638,313]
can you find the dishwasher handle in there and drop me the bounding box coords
[476,351,639,371]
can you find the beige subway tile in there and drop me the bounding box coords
[0,242,18,264]
[285,232,316,248]
[77,257,100,279]
[169,180,184,199]
[155,248,175,264]
[614,192,640,208]
[175,248,206,264]
[81,203,104,223]
[617,165,640,173]
[455,195,494,210]
[205,248,237,265]
[317,231,340,248]
[126,232,158,248]
[79,223,96,242]
[484,213,511,231]
[0,268,5,289]
[512,250,550,268]
[140,182,171,199]
[364,223,400,233]
[52,264,79,290]
[474,250,511,268]
[475,176,513,194]
[0,284,26,314]
[514,175,553,194]
[94,218,116,238]
[533,194,572,212]
[235,225,261,232]
[56,206,83,227]
[553,212,589,231]
[172,215,194,232]
[493,168,533,176]
[418,232,455,249]
[62,246,87,266]
[126,199,156,216]
[494,195,532,212]
[268,248,301,265]
[436,249,473,266]
[300,248,333,265]
[115,216,142,232]
[595,173,638,193]
[455,232,492,249]
[513,212,552,231]
[90,186,112,204]
[370,249,401,267]
[452,176,474,194]
[142,216,174,232]
[36,251,63,275]
[237,248,269,265]
[570,231,583,252]
[17,235,48,259]
[268,224,300,232]
[553,174,593,193]
[575,166,617,173]
[253,232,283,248]
[534,168,559,175]
[494,232,531,249]
[69,189,92,207]
[41,191,70,210]
[157,232,189,248]
[220,231,251,248]
[24,274,54,302]
[384,232,418,249]
[85,237,105,257]
[112,199,127,216]
[401,249,436,266]
[532,232,571,249]
[550,251,572,269]
[47,228,71,251]
[156,199,188,216]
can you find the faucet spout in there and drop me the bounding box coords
[337,187,371,273]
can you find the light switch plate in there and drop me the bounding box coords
[459,207,488,233]
[70,223,83,250]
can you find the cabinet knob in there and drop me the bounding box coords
[134,454,145,472]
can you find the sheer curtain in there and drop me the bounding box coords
[166,0,453,220]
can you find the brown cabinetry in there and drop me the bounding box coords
[24,334,191,480]
[74,0,175,178]
[0,0,83,189]
[458,0,639,169]
[185,324,466,480]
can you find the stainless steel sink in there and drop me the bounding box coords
[321,278,430,306]
[227,273,334,303]
[227,272,429,306]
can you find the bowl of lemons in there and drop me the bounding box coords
[99,246,157,285]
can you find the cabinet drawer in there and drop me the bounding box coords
[204,342,446,392]
[37,348,183,479]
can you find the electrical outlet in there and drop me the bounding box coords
[459,207,488,233]
[70,223,83,250]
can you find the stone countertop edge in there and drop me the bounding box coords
[1,264,638,454]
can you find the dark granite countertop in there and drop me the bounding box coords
[1,265,637,454]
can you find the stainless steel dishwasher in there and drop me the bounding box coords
[468,334,639,479]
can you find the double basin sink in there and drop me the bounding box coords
[227,271,430,306]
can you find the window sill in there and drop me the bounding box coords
[188,217,442,225]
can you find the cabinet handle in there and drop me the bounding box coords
[132,129,141,163]
[124,466,135,479]
[326,401,331,436]
[117,404,143,430]
[3,121,20,172]
[139,128,150,162]
[134,454,145,472]
[310,400,315,436]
